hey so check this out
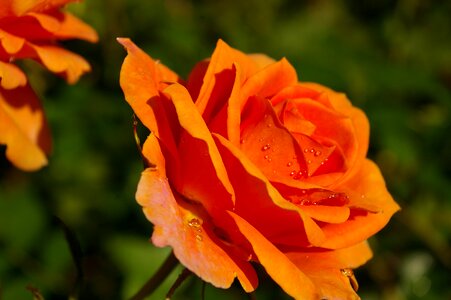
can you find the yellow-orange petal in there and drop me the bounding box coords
[0,61,27,89]
[28,43,90,83]
[136,168,258,292]
[286,242,372,300]
[0,28,26,54]
[0,84,51,171]
[32,11,98,42]
[118,37,180,162]
[11,0,77,16]
[320,159,400,249]
[229,211,318,300]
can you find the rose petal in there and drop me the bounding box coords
[286,242,372,300]
[0,84,51,170]
[286,241,372,270]
[240,57,298,101]
[299,82,370,186]
[214,133,326,247]
[162,83,235,215]
[229,211,318,300]
[271,84,322,107]
[300,205,350,224]
[118,37,180,163]
[195,39,258,117]
[320,160,400,249]
[136,168,258,292]
[247,53,275,69]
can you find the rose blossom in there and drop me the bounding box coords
[0,0,97,170]
[119,38,399,299]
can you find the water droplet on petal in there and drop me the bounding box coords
[261,144,271,151]
[188,218,202,228]
[310,149,314,153]
[293,171,303,180]
[289,170,296,176]
[287,162,293,167]
[314,151,321,156]
[307,160,312,164]
[195,234,203,241]
[304,148,309,153]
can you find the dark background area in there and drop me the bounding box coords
[1,0,450,299]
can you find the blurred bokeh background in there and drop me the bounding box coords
[1,0,450,299]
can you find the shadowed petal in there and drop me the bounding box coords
[0,84,51,170]
[162,83,235,215]
[229,211,318,300]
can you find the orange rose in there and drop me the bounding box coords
[0,0,98,170]
[119,38,400,299]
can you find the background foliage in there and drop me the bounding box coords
[1,0,450,299]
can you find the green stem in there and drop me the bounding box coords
[129,251,179,300]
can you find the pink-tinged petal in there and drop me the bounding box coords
[28,43,90,83]
[118,37,180,163]
[141,133,166,173]
[162,83,235,215]
[320,160,400,249]
[229,211,318,300]
[0,61,27,89]
[136,168,258,292]
[0,84,51,171]
[214,133,326,247]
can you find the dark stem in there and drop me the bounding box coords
[129,251,179,300]
[165,268,192,299]
[200,281,206,300]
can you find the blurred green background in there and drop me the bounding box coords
[1,0,450,299]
